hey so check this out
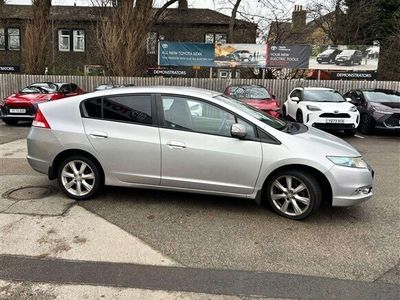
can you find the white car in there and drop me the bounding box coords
[282,87,360,136]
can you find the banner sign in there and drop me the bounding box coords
[267,45,311,69]
[330,71,378,81]
[148,68,189,77]
[158,42,214,67]
[215,44,267,68]
[0,65,20,73]
[309,45,379,71]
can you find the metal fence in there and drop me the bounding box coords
[1,74,399,102]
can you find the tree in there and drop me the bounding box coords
[228,0,242,43]
[23,0,51,74]
[95,0,179,76]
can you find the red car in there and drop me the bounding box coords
[224,85,281,118]
[1,82,84,125]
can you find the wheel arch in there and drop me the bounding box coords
[49,149,105,184]
[259,164,332,207]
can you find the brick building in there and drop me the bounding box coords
[0,3,257,77]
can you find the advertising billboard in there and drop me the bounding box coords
[214,44,267,68]
[267,45,311,69]
[309,45,379,71]
[158,42,215,67]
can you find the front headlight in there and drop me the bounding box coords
[349,106,358,112]
[306,105,321,111]
[327,156,368,168]
[371,106,392,114]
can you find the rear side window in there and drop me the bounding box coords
[83,95,152,125]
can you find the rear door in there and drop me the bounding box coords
[81,94,161,185]
[158,94,262,195]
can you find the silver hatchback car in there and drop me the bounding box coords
[27,87,374,220]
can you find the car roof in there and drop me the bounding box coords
[297,87,335,91]
[91,86,222,98]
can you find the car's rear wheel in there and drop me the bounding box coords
[3,119,19,126]
[282,106,287,120]
[359,114,374,134]
[265,170,322,220]
[57,155,102,200]
[296,110,304,123]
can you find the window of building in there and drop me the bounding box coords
[0,29,5,50]
[0,28,20,51]
[205,33,227,44]
[58,29,85,52]
[147,32,157,54]
[7,28,20,50]
[73,30,85,52]
[58,30,70,51]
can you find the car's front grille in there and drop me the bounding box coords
[319,113,351,118]
[384,113,400,127]
[312,123,355,130]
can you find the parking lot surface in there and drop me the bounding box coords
[0,121,399,299]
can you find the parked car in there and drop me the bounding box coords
[343,89,400,134]
[0,82,84,125]
[229,50,252,62]
[282,87,360,136]
[335,50,363,66]
[316,49,342,64]
[27,87,374,220]
[224,85,281,118]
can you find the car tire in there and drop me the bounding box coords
[3,119,19,126]
[344,129,357,136]
[358,114,374,134]
[296,110,304,123]
[57,155,102,201]
[265,170,322,220]
[282,106,287,120]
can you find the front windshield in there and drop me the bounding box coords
[303,90,345,102]
[231,86,271,100]
[21,83,58,94]
[340,50,355,56]
[216,95,286,130]
[364,91,400,103]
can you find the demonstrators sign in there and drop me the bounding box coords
[158,42,214,67]
[267,45,311,69]
[0,65,20,73]
[214,44,267,68]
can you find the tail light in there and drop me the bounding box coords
[32,108,51,129]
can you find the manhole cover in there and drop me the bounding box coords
[3,186,55,200]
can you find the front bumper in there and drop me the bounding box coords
[305,111,359,130]
[325,164,374,207]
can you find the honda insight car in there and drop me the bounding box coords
[27,87,374,220]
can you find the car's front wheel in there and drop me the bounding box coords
[57,155,102,200]
[265,170,322,220]
[344,128,357,136]
[296,110,304,123]
[359,114,375,134]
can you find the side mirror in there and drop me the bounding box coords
[231,123,247,139]
[345,97,352,102]
[291,96,300,102]
[271,94,276,99]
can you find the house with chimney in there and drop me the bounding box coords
[267,5,335,45]
[0,2,257,76]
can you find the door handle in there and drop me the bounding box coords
[167,141,186,149]
[90,131,108,138]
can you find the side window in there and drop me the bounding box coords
[103,95,152,124]
[59,84,72,93]
[290,90,298,99]
[162,96,235,137]
[84,98,102,118]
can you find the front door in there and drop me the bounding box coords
[82,94,161,185]
[158,95,262,195]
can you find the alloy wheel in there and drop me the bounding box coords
[270,175,311,217]
[61,160,95,197]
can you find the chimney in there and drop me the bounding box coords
[291,5,306,32]
[178,0,188,9]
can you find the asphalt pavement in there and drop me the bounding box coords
[0,121,399,299]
